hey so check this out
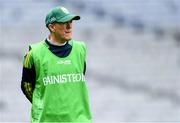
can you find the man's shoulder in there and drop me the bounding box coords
[29,41,45,50]
[71,40,86,55]
[71,40,86,47]
[28,41,47,58]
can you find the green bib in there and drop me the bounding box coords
[30,40,92,122]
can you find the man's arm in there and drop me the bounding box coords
[83,62,86,75]
[21,50,35,103]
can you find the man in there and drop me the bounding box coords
[21,6,92,122]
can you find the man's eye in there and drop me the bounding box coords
[65,20,72,24]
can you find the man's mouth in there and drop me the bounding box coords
[65,31,71,33]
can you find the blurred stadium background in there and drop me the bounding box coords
[0,0,180,122]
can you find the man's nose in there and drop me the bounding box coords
[66,21,72,29]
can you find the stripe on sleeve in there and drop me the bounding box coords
[24,50,32,68]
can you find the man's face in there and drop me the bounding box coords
[49,20,73,42]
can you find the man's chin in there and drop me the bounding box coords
[65,37,72,41]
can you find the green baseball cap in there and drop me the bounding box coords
[45,6,80,27]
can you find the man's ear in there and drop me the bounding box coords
[48,24,56,32]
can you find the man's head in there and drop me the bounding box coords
[45,6,80,43]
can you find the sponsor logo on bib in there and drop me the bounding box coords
[57,60,71,65]
[43,73,85,86]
